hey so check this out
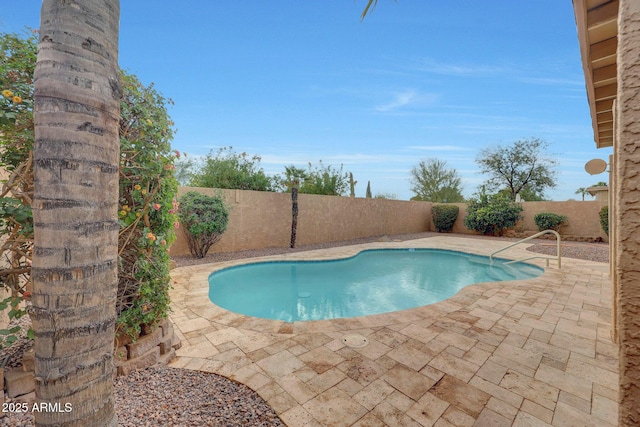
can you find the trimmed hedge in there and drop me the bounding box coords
[464,193,523,236]
[178,191,229,258]
[599,205,609,236]
[533,212,568,232]
[431,205,459,232]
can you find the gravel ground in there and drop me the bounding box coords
[1,232,608,426]
[1,365,284,427]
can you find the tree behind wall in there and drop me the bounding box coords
[476,138,557,201]
[575,187,588,201]
[299,161,349,196]
[190,146,273,191]
[409,158,465,202]
[31,1,120,425]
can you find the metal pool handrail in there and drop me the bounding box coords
[489,230,562,268]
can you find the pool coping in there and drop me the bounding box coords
[169,235,617,426]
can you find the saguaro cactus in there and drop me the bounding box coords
[349,172,357,198]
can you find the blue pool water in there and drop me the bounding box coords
[208,249,543,322]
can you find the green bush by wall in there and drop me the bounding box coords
[464,193,523,236]
[431,205,459,232]
[599,205,609,236]
[533,212,568,232]
[178,191,229,258]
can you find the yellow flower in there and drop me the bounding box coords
[122,205,130,212]
[2,90,13,98]
[119,210,127,216]
[134,184,141,191]
[146,119,152,125]
[147,232,156,242]
[141,189,147,195]
[12,96,22,104]
[135,212,141,218]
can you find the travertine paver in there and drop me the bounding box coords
[169,236,618,426]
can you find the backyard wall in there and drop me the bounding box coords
[170,187,433,256]
[171,187,609,257]
[442,200,609,242]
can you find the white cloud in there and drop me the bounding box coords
[406,145,473,152]
[374,90,438,112]
[375,91,417,112]
[261,152,417,167]
[412,58,508,77]
[517,76,583,86]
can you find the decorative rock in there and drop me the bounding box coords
[15,391,36,405]
[171,334,182,351]
[21,349,34,372]
[116,346,160,377]
[114,346,128,363]
[141,323,155,335]
[0,368,4,417]
[108,320,181,376]
[159,335,173,355]
[158,347,176,365]
[4,368,35,398]
[158,318,171,337]
[126,327,163,359]
[114,331,137,348]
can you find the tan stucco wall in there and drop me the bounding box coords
[436,201,607,240]
[171,187,433,256]
[171,188,609,257]
[616,0,640,424]
[512,200,608,239]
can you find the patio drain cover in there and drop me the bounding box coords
[342,334,368,348]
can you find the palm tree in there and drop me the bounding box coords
[282,166,306,248]
[361,0,380,19]
[31,1,120,425]
[575,187,588,201]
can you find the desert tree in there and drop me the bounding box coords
[410,158,465,202]
[190,146,273,191]
[476,138,557,201]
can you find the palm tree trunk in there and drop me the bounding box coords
[290,186,298,248]
[31,1,120,425]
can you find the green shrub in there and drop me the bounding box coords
[431,205,459,232]
[533,212,567,232]
[190,146,273,191]
[1,31,181,343]
[178,192,229,258]
[599,205,609,236]
[116,70,179,341]
[464,192,523,236]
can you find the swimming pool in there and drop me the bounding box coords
[208,248,543,322]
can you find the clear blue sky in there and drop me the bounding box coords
[2,1,612,200]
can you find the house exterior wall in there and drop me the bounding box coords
[615,0,640,424]
[171,187,608,257]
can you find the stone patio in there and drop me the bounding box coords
[168,236,617,426]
